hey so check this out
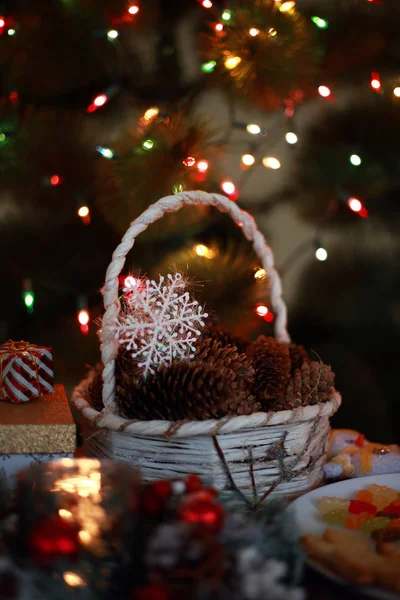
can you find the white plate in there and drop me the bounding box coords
[289,473,400,600]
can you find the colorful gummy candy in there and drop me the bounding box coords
[318,484,400,537]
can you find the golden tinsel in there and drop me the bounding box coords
[95,109,222,239]
[246,335,291,410]
[201,0,317,110]
[151,236,270,339]
[115,340,259,421]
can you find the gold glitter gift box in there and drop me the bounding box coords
[0,384,76,486]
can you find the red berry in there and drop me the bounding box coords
[179,494,224,533]
[152,480,173,500]
[188,490,216,503]
[134,584,170,600]
[185,474,203,493]
[382,501,400,516]
[348,499,377,515]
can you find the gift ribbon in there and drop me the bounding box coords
[0,340,45,402]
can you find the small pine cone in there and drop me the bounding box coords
[86,364,105,412]
[116,359,260,421]
[246,336,291,410]
[288,343,309,373]
[303,361,335,405]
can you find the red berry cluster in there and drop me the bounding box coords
[142,474,224,533]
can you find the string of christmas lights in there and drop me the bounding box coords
[1,0,398,332]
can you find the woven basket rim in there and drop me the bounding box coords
[72,369,342,439]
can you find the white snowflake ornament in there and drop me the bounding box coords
[113,273,208,375]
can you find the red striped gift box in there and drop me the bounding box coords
[0,340,54,403]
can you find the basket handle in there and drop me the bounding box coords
[101,190,290,412]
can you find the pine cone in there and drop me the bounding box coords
[288,343,309,373]
[246,336,291,410]
[273,367,303,411]
[195,338,253,385]
[86,363,105,412]
[278,360,335,411]
[116,358,259,421]
[303,361,335,405]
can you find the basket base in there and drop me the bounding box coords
[83,415,331,507]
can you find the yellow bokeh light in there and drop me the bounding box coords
[246,123,261,135]
[393,87,400,98]
[224,56,242,70]
[143,107,159,121]
[249,28,260,37]
[195,244,216,259]
[59,509,73,522]
[78,530,92,545]
[78,206,90,218]
[262,156,281,170]
[241,154,255,166]
[254,268,266,280]
[279,1,296,12]
[63,572,85,587]
[268,28,277,37]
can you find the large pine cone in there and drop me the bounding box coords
[246,336,291,410]
[116,339,259,421]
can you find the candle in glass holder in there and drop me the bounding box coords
[13,458,142,598]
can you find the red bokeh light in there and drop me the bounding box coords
[264,311,274,323]
[78,310,90,326]
[370,72,381,90]
[50,175,61,186]
[256,305,269,317]
[348,197,362,212]
[197,160,209,173]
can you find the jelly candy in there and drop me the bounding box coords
[344,513,372,530]
[367,485,398,510]
[355,433,365,447]
[360,517,391,534]
[318,496,350,514]
[323,509,348,526]
[355,490,373,504]
[382,501,400,516]
[348,499,377,515]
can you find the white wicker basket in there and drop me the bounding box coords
[72,190,341,507]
